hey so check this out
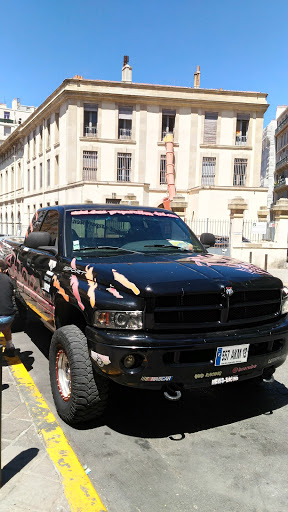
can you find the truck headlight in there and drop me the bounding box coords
[94,310,143,330]
[281,287,288,315]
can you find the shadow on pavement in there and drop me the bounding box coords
[93,378,288,438]
[2,351,35,371]
[22,312,52,360]
[1,448,39,485]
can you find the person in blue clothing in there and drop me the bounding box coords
[0,259,17,357]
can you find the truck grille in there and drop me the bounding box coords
[146,289,281,331]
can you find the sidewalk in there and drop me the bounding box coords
[267,268,288,285]
[0,341,107,512]
[0,356,70,512]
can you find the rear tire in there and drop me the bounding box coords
[49,325,110,424]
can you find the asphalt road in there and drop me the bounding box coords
[13,313,288,512]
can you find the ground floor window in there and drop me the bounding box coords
[202,157,216,186]
[117,153,131,182]
[83,151,98,181]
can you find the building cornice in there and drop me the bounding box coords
[0,78,268,157]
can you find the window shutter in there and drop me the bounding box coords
[204,113,218,144]
[119,107,132,120]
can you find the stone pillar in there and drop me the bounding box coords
[228,197,248,247]
[271,198,288,245]
[257,206,269,222]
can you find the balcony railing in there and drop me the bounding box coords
[275,156,288,171]
[274,177,288,189]
[84,126,97,137]
[119,128,132,139]
[235,135,247,146]
[275,115,288,135]
[0,118,14,124]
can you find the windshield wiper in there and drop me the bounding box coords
[144,244,192,251]
[74,245,141,254]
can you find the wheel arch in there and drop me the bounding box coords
[54,297,87,333]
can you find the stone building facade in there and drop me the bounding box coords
[0,61,268,235]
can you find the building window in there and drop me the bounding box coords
[236,114,249,145]
[17,162,21,189]
[117,153,131,181]
[11,166,14,191]
[233,158,247,186]
[47,119,50,147]
[160,155,167,184]
[55,155,59,185]
[33,130,36,157]
[118,106,132,139]
[27,135,30,160]
[202,157,216,186]
[55,113,59,143]
[203,113,218,144]
[83,151,97,180]
[27,168,30,191]
[162,110,176,140]
[39,125,43,153]
[4,112,10,120]
[47,159,50,187]
[84,104,98,137]
[40,162,43,188]
[33,166,36,190]
[106,198,121,204]
[4,126,11,136]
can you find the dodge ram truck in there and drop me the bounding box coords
[1,204,288,425]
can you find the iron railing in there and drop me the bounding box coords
[235,135,247,145]
[84,126,97,137]
[119,128,132,139]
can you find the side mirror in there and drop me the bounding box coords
[200,233,215,248]
[24,231,57,254]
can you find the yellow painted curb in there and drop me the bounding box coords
[3,348,107,512]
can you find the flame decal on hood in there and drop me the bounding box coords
[52,276,69,302]
[70,258,85,311]
[85,265,98,308]
[106,285,123,299]
[112,269,140,295]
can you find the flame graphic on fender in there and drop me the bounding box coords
[52,276,69,302]
[85,265,98,308]
[112,269,140,295]
[70,258,85,311]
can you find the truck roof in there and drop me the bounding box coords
[38,204,173,214]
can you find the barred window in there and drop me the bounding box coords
[83,151,98,181]
[160,155,167,184]
[233,158,247,186]
[117,153,131,182]
[202,157,216,186]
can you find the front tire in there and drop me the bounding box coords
[49,325,109,424]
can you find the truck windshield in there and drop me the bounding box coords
[65,209,204,257]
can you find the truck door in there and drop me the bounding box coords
[20,210,59,328]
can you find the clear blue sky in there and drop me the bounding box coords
[2,0,288,126]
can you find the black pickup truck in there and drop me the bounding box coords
[1,204,288,424]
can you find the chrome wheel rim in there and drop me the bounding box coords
[56,349,71,401]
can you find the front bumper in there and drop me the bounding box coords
[86,315,288,389]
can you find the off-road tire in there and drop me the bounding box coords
[49,325,110,424]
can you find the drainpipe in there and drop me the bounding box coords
[163,133,175,210]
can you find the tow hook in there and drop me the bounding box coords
[263,366,275,383]
[163,384,182,401]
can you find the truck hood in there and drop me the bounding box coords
[70,252,282,297]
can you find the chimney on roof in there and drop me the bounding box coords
[122,55,132,83]
[73,74,83,80]
[194,65,200,88]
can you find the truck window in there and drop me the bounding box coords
[26,209,46,238]
[40,210,59,245]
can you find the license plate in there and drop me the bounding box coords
[215,344,249,366]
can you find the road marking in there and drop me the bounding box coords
[2,340,107,512]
